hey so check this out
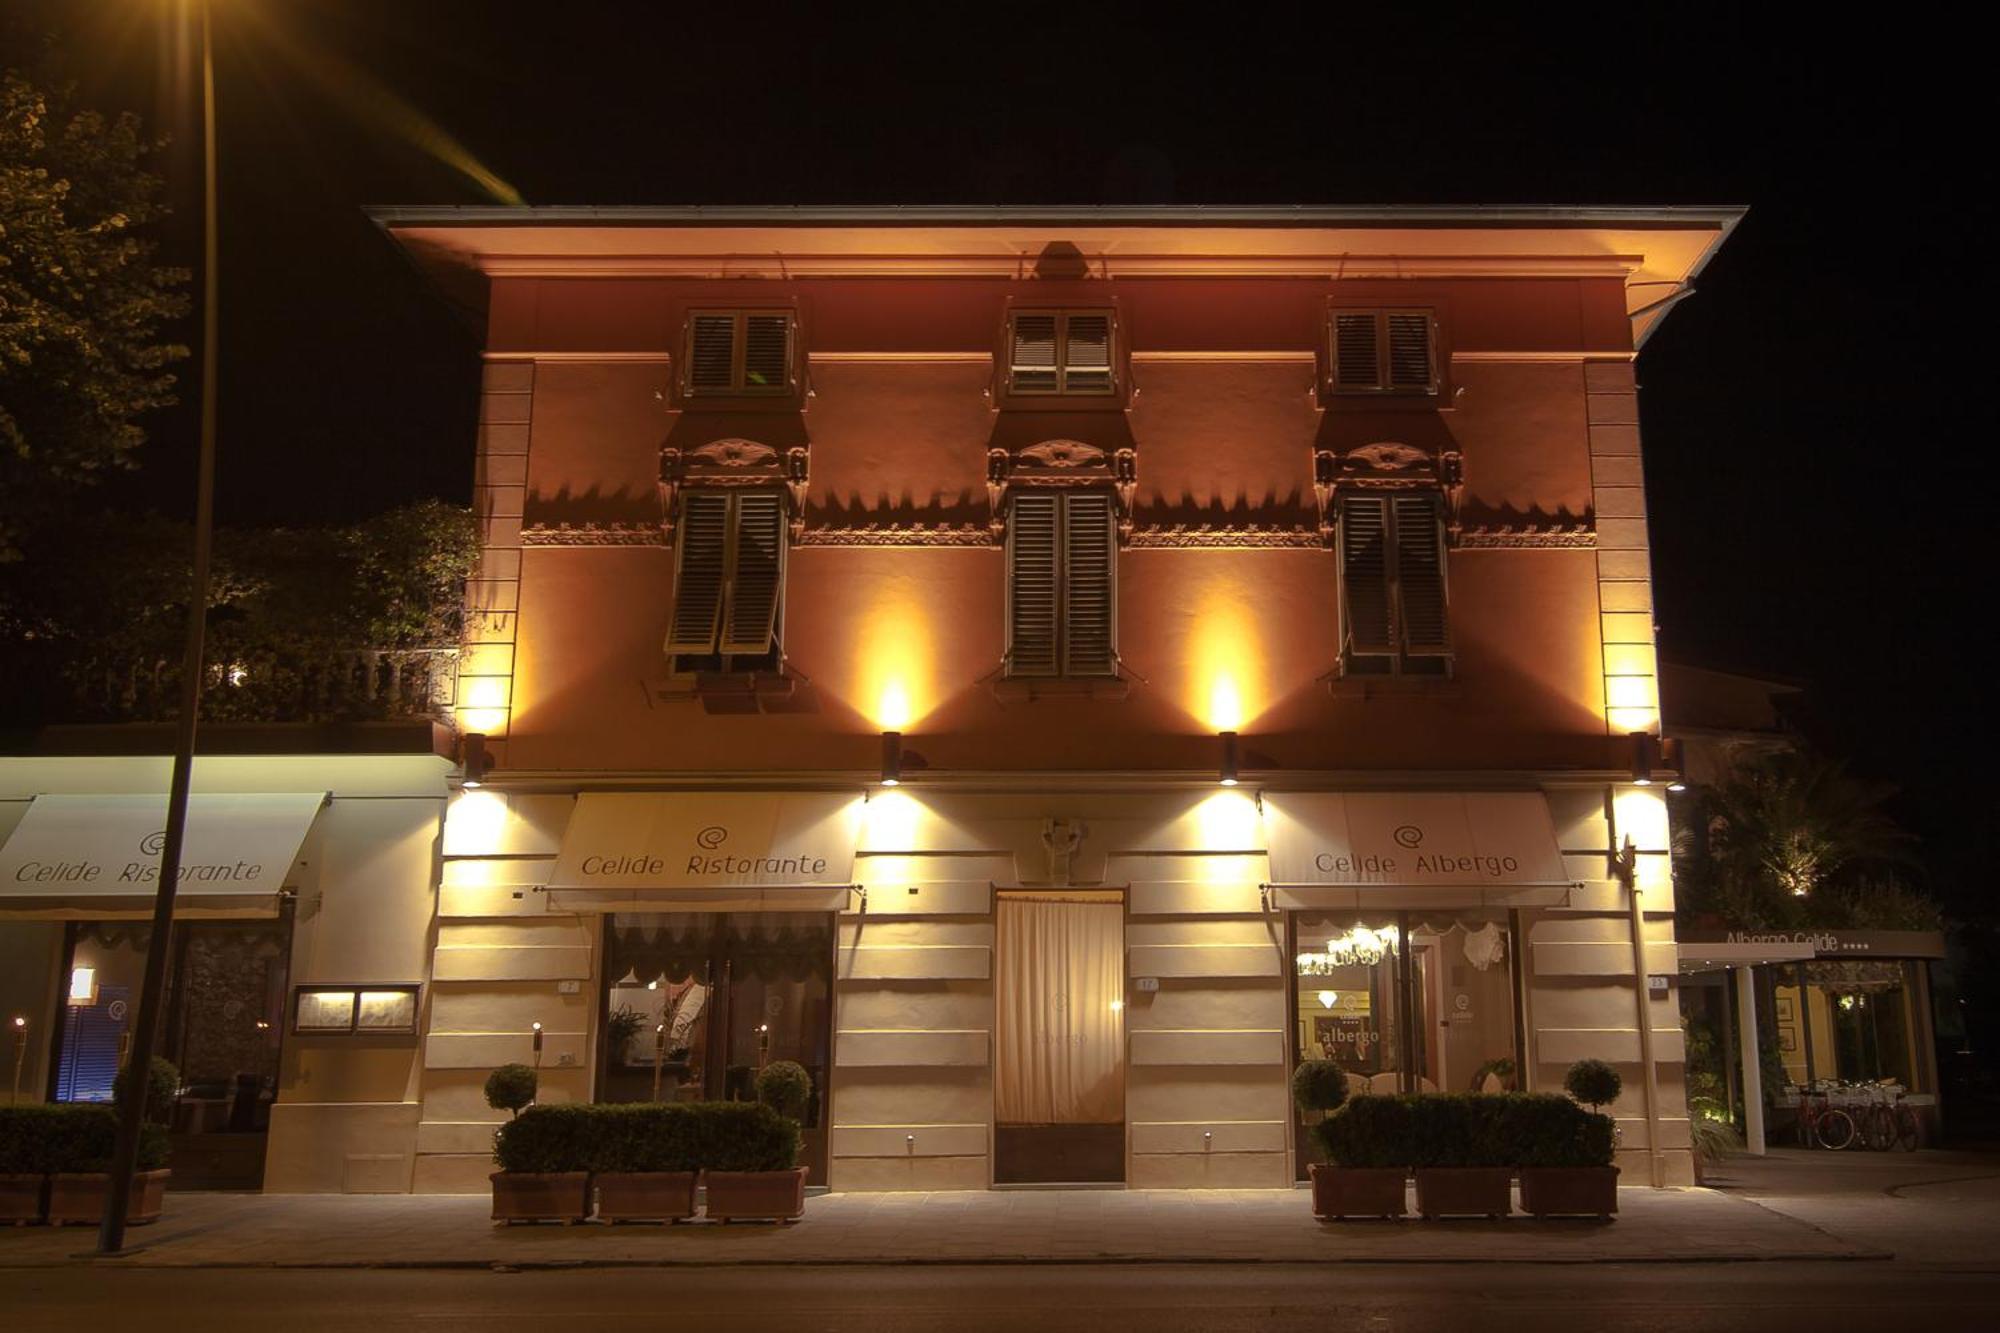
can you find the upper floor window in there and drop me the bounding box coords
[1329,308,1439,395]
[684,309,798,397]
[1005,491,1117,678]
[664,490,788,671]
[1338,492,1451,676]
[1007,309,1117,396]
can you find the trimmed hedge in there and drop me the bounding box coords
[493,1101,801,1175]
[0,1105,170,1173]
[1312,1093,1614,1170]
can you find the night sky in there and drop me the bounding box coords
[8,4,1986,914]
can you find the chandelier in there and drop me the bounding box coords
[1297,923,1400,974]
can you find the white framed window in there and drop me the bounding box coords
[1338,492,1451,676]
[684,309,798,396]
[1329,308,1438,395]
[1007,309,1117,396]
[665,490,788,670]
[1005,491,1117,678]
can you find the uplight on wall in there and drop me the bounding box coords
[1217,731,1241,787]
[1629,731,1656,787]
[460,732,495,789]
[880,731,903,787]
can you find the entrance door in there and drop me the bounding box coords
[600,913,834,1182]
[993,894,1126,1184]
[51,914,292,1190]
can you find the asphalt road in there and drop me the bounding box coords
[5,1262,1998,1332]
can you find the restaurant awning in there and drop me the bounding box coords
[1261,791,1575,909]
[0,792,327,919]
[547,791,864,912]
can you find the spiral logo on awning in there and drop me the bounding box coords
[140,830,167,855]
[695,825,728,850]
[1392,824,1424,849]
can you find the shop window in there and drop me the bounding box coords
[683,309,799,397]
[1772,961,1925,1091]
[1329,307,1439,395]
[1005,491,1117,678]
[1338,492,1451,676]
[1006,309,1117,396]
[665,490,788,672]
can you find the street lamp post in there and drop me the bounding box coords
[98,0,220,1255]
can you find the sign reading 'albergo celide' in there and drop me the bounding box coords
[1263,792,1570,887]
[550,792,863,890]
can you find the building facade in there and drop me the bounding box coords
[0,208,1739,1193]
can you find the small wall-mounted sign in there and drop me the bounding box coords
[1647,975,1672,995]
[1134,977,1160,994]
[293,984,420,1035]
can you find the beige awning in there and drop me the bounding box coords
[548,791,863,910]
[1677,941,1816,974]
[1262,792,1575,909]
[0,792,325,919]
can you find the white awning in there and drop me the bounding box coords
[0,792,326,919]
[548,792,863,910]
[1262,792,1574,908]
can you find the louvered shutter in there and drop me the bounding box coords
[720,491,787,656]
[1386,312,1435,391]
[688,314,737,393]
[1010,313,1060,392]
[666,491,730,654]
[1007,493,1062,675]
[1063,313,1114,393]
[741,314,792,391]
[1339,495,1396,656]
[1391,494,1450,655]
[1060,492,1117,676]
[1333,312,1382,390]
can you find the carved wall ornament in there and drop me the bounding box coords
[796,523,994,547]
[690,438,780,468]
[659,440,812,539]
[1017,439,1107,469]
[522,522,670,547]
[1312,443,1465,547]
[1127,524,1322,548]
[986,444,1138,543]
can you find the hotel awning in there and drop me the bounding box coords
[0,792,327,919]
[1261,792,1575,909]
[548,791,863,912]
[1676,941,1816,974]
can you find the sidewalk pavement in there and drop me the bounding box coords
[0,1184,1878,1270]
[1703,1147,2000,1270]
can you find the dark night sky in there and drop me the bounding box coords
[7,4,1988,909]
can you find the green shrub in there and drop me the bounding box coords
[755,1061,813,1122]
[1564,1059,1623,1110]
[112,1057,180,1127]
[1290,1060,1350,1114]
[1313,1094,1412,1169]
[0,1105,169,1173]
[1502,1093,1615,1168]
[1407,1092,1513,1168]
[484,1063,538,1118]
[491,1101,801,1175]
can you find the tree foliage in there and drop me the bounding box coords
[0,68,189,560]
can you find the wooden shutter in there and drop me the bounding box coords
[1007,493,1062,675]
[1392,493,1450,655]
[688,314,737,393]
[1332,312,1382,390]
[1385,312,1435,391]
[1062,312,1114,393]
[1010,313,1060,392]
[666,491,731,654]
[1060,492,1117,676]
[1339,495,1396,656]
[720,491,787,656]
[741,313,792,391]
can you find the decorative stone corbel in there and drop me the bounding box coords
[785,447,811,540]
[1113,447,1138,541]
[1312,447,1340,547]
[657,445,683,538]
[1439,449,1465,547]
[985,447,1012,543]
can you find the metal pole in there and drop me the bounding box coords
[1735,966,1765,1155]
[1619,832,1666,1188]
[99,0,217,1256]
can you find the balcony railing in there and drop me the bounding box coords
[61,647,460,725]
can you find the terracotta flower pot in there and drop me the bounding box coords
[1518,1165,1619,1219]
[1413,1167,1513,1219]
[1308,1163,1407,1220]
[596,1171,699,1223]
[1,1173,47,1225]
[46,1169,170,1226]
[489,1171,591,1223]
[703,1166,808,1222]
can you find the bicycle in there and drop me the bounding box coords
[1795,1087,1857,1150]
[1853,1082,1921,1152]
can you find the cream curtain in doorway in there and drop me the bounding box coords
[995,896,1125,1124]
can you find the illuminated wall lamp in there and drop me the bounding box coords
[1218,731,1240,787]
[880,731,903,787]
[1663,736,1689,792]
[460,732,495,789]
[1628,731,1656,787]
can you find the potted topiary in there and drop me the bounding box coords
[593,1104,699,1223]
[701,1071,809,1222]
[1564,1058,1622,1115]
[1309,1094,1411,1219]
[44,1096,173,1227]
[488,1065,591,1223]
[1514,1092,1619,1219]
[0,1105,73,1224]
[1410,1093,1513,1219]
